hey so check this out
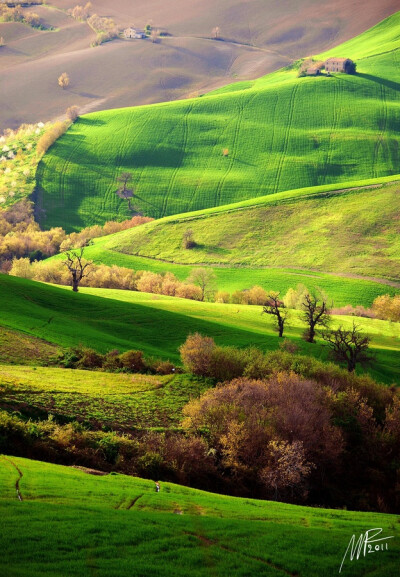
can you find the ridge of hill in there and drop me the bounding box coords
[36,11,400,231]
[1,456,398,576]
[88,179,400,281]
[1,0,398,128]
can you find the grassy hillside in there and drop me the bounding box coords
[87,179,400,281]
[0,274,399,383]
[0,366,208,429]
[1,456,399,576]
[36,11,400,230]
[0,327,60,366]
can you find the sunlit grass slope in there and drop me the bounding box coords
[0,274,399,383]
[88,179,400,281]
[0,366,208,429]
[36,11,400,231]
[1,456,399,577]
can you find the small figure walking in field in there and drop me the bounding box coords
[155,481,160,493]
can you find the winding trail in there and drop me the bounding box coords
[2,456,23,501]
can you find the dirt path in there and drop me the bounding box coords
[185,531,298,576]
[2,456,23,501]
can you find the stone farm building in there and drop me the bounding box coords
[124,27,146,39]
[324,58,355,73]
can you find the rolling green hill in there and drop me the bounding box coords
[36,11,400,231]
[85,179,400,281]
[1,456,399,577]
[0,274,399,383]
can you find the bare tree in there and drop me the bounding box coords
[63,247,93,292]
[322,322,374,372]
[302,292,330,343]
[187,267,217,302]
[115,172,135,211]
[58,72,70,89]
[262,291,288,338]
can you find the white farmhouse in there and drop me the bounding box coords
[124,27,146,39]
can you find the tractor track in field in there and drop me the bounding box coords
[127,494,144,510]
[186,95,242,212]
[272,84,299,194]
[258,91,279,193]
[162,102,194,218]
[184,531,297,576]
[213,99,244,208]
[1,456,23,501]
[372,85,388,179]
[105,109,138,217]
[214,92,257,207]
[323,79,342,182]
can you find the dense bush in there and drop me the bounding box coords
[57,346,176,375]
[372,294,400,322]
[182,371,399,510]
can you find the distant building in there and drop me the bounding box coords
[124,27,146,39]
[324,58,355,73]
[306,63,323,76]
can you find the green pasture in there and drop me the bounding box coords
[0,274,399,383]
[36,12,400,231]
[82,179,400,283]
[0,456,399,577]
[0,366,209,429]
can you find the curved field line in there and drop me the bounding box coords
[55,136,85,210]
[272,84,299,194]
[213,99,244,208]
[372,85,388,179]
[161,102,194,217]
[323,80,341,182]
[101,109,138,217]
[186,99,244,212]
[213,92,257,206]
[257,91,279,193]
[1,456,23,501]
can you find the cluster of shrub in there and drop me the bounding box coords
[2,342,399,512]
[371,293,400,322]
[68,2,119,45]
[58,346,177,375]
[0,4,42,28]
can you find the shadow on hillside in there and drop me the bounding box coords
[78,117,106,126]
[357,73,400,93]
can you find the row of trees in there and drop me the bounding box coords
[0,200,152,268]
[262,291,372,372]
